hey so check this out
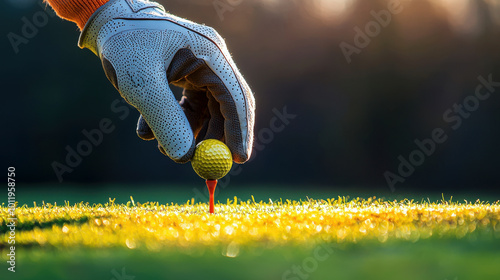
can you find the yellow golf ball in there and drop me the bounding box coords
[191,139,233,180]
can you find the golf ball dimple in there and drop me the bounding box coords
[191,139,232,180]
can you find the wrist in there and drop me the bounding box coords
[44,0,110,30]
[79,0,165,55]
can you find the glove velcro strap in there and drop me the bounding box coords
[78,0,163,56]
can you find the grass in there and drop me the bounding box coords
[3,196,500,248]
[8,239,500,280]
[1,185,500,279]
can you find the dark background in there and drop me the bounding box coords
[2,0,500,194]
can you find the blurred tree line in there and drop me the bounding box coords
[2,0,500,193]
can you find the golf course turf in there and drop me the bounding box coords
[2,189,499,279]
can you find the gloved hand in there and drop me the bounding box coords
[50,0,255,163]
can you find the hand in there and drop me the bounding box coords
[79,0,255,163]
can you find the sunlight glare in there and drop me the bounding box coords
[308,0,355,22]
[313,0,354,17]
[432,0,480,35]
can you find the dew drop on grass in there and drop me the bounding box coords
[126,239,136,249]
[224,241,240,258]
[224,226,234,235]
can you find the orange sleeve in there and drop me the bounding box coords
[44,0,110,30]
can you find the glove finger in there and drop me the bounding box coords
[136,114,155,141]
[157,141,167,156]
[139,85,195,163]
[100,35,196,163]
[204,93,224,141]
[167,48,255,163]
[122,65,195,163]
[179,89,209,139]
[196,119,210,144]
[190,64,253,163]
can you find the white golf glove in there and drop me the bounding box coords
[79,0,255,163]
